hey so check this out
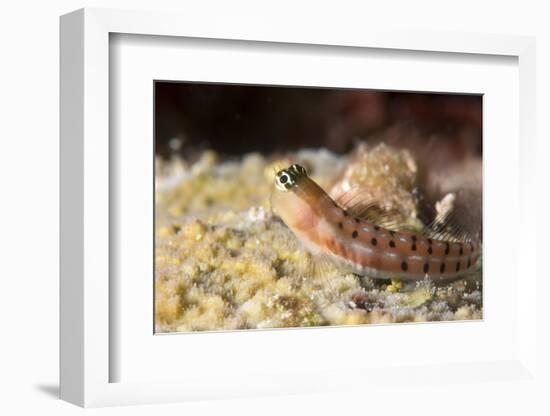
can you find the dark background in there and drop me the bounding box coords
[154,82,482,170]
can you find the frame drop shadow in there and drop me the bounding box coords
[35,384,59,399]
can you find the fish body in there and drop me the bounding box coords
[271,164,480,281]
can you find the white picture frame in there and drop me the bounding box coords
[60,7,540,408]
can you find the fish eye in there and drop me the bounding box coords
[275,170,295,191]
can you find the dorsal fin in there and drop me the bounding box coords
[333,188,418,232]
[422,210,473,242]
[422,193,478,243]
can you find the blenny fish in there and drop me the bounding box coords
[271,164,480,281]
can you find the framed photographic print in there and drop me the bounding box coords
[153,81,484,334]
[60,7,540,408]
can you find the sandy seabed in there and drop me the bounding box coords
[155,144,482,333]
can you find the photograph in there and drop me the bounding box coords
[154,82,483,333]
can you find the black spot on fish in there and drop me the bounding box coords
[456,262,461,272]
[401,261,408,271]
[352,230,358,239]
[371,237,377,246]
[428,247,433,255]
[440,263,446,273]
[338,222,343,229]
[423,263,429,274]
[374,225,380,231]
[467,258,471,268]
[343,210,348,216]
[411,235,417,242]
[445,242,450,255]
[355,217,361,223]
[389,240,396,248]
[459,244,463,255]
[411,243,417,251]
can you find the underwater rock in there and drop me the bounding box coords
[328,143,420,222]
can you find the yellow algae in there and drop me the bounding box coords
[344,310,369,326]
[386,278,403,293]
[454,304,482,321]
[180,294,227,331]
[155,280,182,325]
[398,286,434,309]
[155,145,482,332]
[365,309,394,325]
